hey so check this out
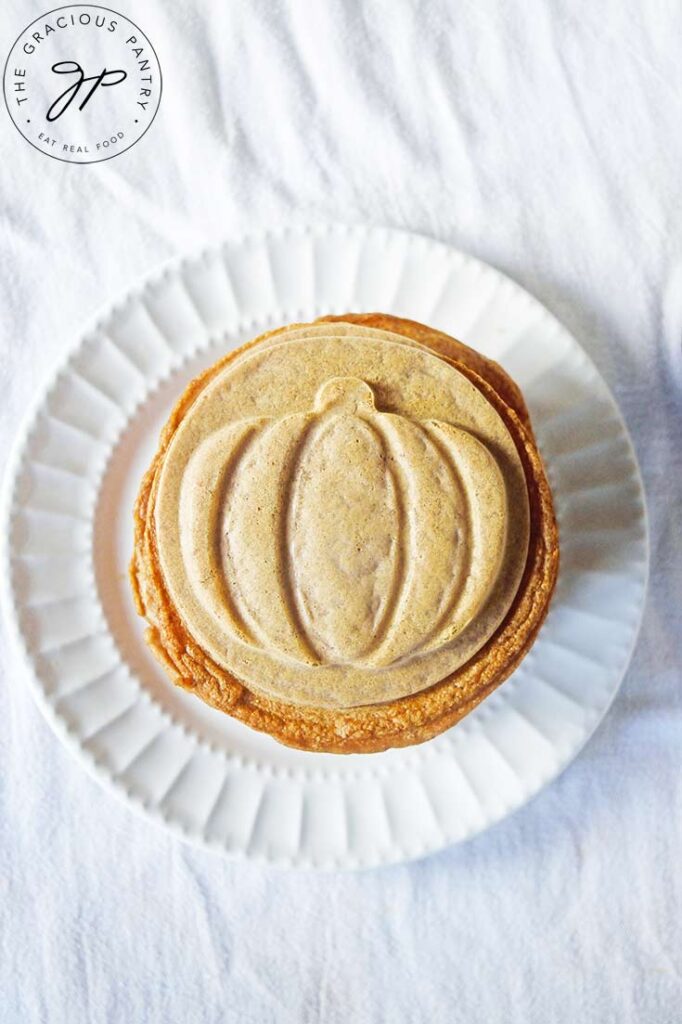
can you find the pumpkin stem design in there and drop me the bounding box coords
[313,376,377,414]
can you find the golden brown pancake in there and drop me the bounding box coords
[131,314,558,753]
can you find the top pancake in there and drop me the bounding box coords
[153,322,530,708]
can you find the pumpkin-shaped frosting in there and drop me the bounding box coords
[155,326,530,707]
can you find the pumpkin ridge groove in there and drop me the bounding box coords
[220,417,320,662]
[211,424,265,644]
[409,422,473,652]
[352,416,410,661]
[281,416,326,664]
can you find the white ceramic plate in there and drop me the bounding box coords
[2,224,648,869]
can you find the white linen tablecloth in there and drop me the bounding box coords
[1,2,680,1021]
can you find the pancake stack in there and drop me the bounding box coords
[131,314,558,753]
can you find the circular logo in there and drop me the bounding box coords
[3,4,162,164]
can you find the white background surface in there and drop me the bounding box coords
[0,2,680,1022]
